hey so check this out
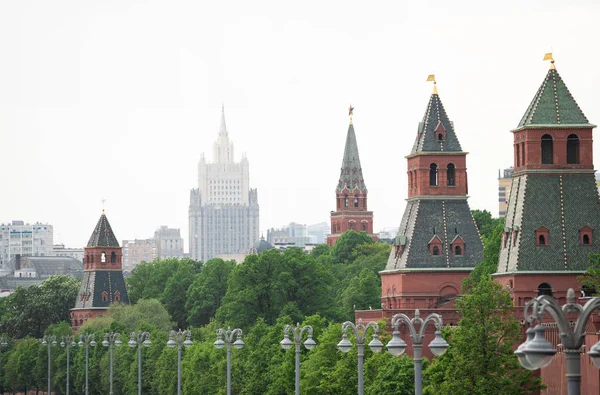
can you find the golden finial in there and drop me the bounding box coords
[543,53,555,70]
[426,74,438,94]
[101,198,106,214]
[348,105,354,124]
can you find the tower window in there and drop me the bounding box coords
[579,226,593,246]
[516,144,521,167]
[537,283,553,297]
[344,195,349,208]
[454,245,462,256]
[101,252,106,263]
[349,222,355,230]
[583,234,590,245]
[567,134,580,164]
[432,246,440,255]
[102,292,109,302]
[111,251,116,264]
[447,163,455,186]
[438,133,444,141]
[354,196,359,208]
[538,234,546,245]
[536,226,549,246]
[362,223,367,231]
[429,163,438,186]
[541,134,553,165]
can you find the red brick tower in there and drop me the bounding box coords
[70,211,129,330]
[493,58,599,305]
[327,107,375,246]
[381,77,483,311]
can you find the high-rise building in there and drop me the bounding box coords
[307,222,330,244]
[381,81,483,310]
[494,60,600,304]
[154,226,184,259]
[52,244,84,262]
[71,211,129,330]
[122,239,156,271]
[327,109,375,246]
[0,221,53,267]
[498,167,514,217]
[188,106,260,262]
[267,222,312,247]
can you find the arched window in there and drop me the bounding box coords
[409,172,413,189]
[541,134,553,164]
[454,245,462,256]
[521,142,526,165]
[349,222,355,230]
[538,234,546,245]
[111,251,116,264]
[344,195,349,208]
[362,223,367,231]
[114,291,121,302]
[354,196,359,208]
[447,163,455,186]
[101,252,106,263]
[537,283,553,297]
[567,134,580,164]
[432,246,440,256]
[438,133,444,141]
[583,234,590,245]
[102,292,108,302]
[516,144,521,167]
[90,254,94,263]
[429,164,438,186]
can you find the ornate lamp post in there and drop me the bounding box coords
[280,323,316,395]
[60,336,77,395]
[78,334,96,395]
[517,288,600,395]
[337,318,383,395]
[386,310,449,395]
[102,333,122,395]
[167,329,193,395]
[128,332,151,395]
[0,337,8,394]
[42,335,57,395]
[214,327,244,395]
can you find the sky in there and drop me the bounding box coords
[1,0,599,251]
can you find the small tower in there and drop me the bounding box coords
[494,56,600,305]
[70,211,129,330]
[381,77,483,309]
[327,107,375,246]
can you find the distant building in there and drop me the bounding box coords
[0,221,53,267]
[122,239,156,271]
[267,222,312,247]
[377,227,399,243]
[0,255,83,292]
[53,244,84,262]
[307,222,330,244]
[498,167,514,217]
[154,226,184,259]
[189,106,260,262]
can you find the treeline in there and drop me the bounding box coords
[0,217,543,394]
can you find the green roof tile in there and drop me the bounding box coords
[336,124,367,192]
[87,213,119,247]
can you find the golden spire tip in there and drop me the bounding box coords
[348,105,354,124]
[426,74,438,94]
[543,52,555,70]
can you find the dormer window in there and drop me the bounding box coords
[114,291,121,302]
[432,246,440,255]
[429,235,443,256]
[102,291,109,302]
[434,122,446,142]
[451,235,465,256]
[536,226,549,246]
[454,245,462,256]
[579,226,593,246]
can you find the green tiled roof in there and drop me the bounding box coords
[87,213,119,247]
[518,68,591,128]
[411,93,463,154]
[336,124,367,192]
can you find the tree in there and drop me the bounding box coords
[424,276,543,395]
[577,253,600,296]
[471,209,502,240]
[331,231,375,264]
[108,298,174,332]
[162,262,197,328]
[340,268,382,319]
[186,258,236,327]
[468,219,504,284]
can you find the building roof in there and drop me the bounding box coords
[518,67,592,128]
[253,236,273,253]
[74,271,129,309]
[336,124,367,192]
[87,213,119,248]
[411,93,463,154]
[8,256,83,279]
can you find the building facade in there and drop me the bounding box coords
[0,221,53,267]
[154,226,184,259]
[498,167,514,217]
[189,106,260,262]
[307,222,330,244]
[71,212,129,330]
[327,110,375,246]
[122,239,156,271]
[52,243,84,262]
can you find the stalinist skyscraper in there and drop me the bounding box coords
[188,106,259,262]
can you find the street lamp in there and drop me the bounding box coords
[386,310,449,395]
[129,332,151,395]
[517,288,600,395]
[167,329,193,395]
[102,333,122,395]
[42,335,57,395]
[337,318,383,395]
[214,327,244,395]
[280,323,316,395]
[78,334,96,395]
[60,336,77,395]
[0,336,8,394]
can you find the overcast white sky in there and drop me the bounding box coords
[1,0,599,251]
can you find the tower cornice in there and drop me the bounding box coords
[511,124,596,133]
[405,151,468,159]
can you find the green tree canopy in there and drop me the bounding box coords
[331,230,375,264]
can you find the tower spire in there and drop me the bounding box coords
[427,74,438,94]
[543,52,556,70]
[220,103,228,136]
